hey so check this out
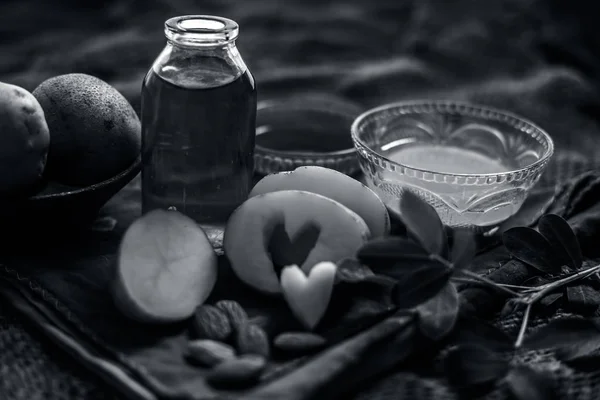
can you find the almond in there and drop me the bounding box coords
[273,332,326,354]
[215,300,248,331]
[192,305,232,341]
[186,339,235,367]
[236,323,270,358]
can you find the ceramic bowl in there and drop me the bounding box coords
[0,155,141,227]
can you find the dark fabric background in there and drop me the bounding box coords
[1,0,600,398]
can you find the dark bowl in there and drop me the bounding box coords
[0,156,141,228]
[253,97,363,176]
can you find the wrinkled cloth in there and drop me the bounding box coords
[3,0,600,399]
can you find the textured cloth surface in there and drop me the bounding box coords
[0,299,119,399]
[2,0,600,399]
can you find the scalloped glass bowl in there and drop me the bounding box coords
[351,100,554,230]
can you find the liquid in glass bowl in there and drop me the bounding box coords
[351,100,554,230]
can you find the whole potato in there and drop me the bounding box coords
[33,73,141,186]
[0,82,50,196]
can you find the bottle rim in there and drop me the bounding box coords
[165,15,239,46]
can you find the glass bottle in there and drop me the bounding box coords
[141,15,257,242]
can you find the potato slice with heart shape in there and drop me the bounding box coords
[249,166,390,237]
[224,190,371,294]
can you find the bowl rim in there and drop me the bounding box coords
[350,99,555,179]
[254,99,358,158]
[29,155,142,201]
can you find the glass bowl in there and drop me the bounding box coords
[254,98,362,176]
[351,100,554,230]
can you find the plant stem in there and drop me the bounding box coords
[511,263,600,348]
[525,263,600,304]
[451,277,480,285]
[494,284,535,290]
[452,277,534,291]
[429,253,520,297]
[451,256,600,348]
[515,302,531,348]
[459,270,521,297]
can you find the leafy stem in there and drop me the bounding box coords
[358,193,597,352]
[520,263,600,304]
[451,278,535,291]
[429,253,521,297]
[457,261,600,348]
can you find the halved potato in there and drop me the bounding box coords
[112,209,218,323]
[224,190,370,294]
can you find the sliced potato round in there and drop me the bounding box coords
[112,209,217,324]
[224,190,370,294]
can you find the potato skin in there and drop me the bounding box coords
[33,73,141,186]
[0,82,50,196]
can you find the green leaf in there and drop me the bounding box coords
[566,285,600,315]
[538,214,582,270]
[331,275,397,314]
[357,236,430,271]
[450,229,477,270]
[443,344,509,389]
[506,366,558,400]
[398,190,448,256]
[391,263,452,309]
[502,227,561,273]
[415,282,459,341]
[540,293,563,307]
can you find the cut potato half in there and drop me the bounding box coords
[224,190,370,294]
[112,209,217,324]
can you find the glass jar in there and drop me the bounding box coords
[141,15,257,241]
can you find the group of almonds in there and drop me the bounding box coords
[186,299,328,389]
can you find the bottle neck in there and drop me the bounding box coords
[154,38,247,89]
[167,39,238,55]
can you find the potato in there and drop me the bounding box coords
[224,190,371,294]
[0,82,50,196]
[112,209,218,324]
[33,73,141,186]
[249,166,390,237]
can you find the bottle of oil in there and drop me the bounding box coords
[141,15,257,243]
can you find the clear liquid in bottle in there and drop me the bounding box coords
[141,16,257,247]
